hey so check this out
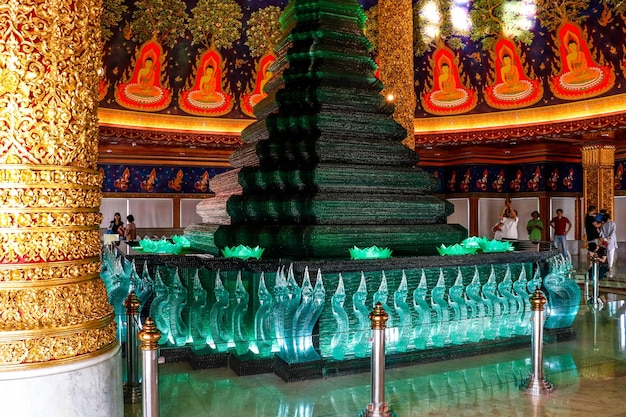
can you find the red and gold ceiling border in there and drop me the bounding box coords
[98,108,247,148]
[413,93,626,147]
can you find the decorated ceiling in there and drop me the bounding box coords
[98,0,626,141]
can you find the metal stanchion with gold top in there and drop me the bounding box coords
[124,291,142,403]
[139,317,162,417]
[520,288,554,395]
[358,302,397,417]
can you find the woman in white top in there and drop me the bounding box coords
[600,211,617,272]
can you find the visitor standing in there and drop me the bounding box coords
[587,242,609,280]
[550,209,571,259]
[599,210,617,275]
[125,214,137,242]
[499,198,519,240]
[526,211,543,243]
[108,212,124,236]
[585,205,601,244]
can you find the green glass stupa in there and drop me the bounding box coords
[210,0,467,258]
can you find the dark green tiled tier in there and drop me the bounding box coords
[214,224,467,259]
[210,0,468,258]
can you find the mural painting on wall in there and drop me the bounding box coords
[114,39,172,111]
[438,164,582,194]
[240,53,276,117]
[421,46,478,115]
[179,49,234,116]
[484,38,543,109]
[100,165,228,194]
[550,22,614,99]
[240,6,282,117]
[96,0,626,121]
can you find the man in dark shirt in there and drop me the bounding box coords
[585,205,601,243]
[587,242,609,279]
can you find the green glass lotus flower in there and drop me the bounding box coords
[437,243,478,256]
[137,238,183,255]
[221,245,265,260]
[348,246,393,260]
[172,235,191,248]
[461,236,488,249]
[479,239,514,253]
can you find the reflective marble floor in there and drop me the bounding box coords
[124,257,626,417]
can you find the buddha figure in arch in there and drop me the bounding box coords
[115,40,171,111]
[422,46,476,115]
[179,49,233,116]
[561,33,600,86]
[127,55,158,97]
[192,61,222,104]
[241,53,276,117]
[485,39,541,109]
[494,46,530,97]
[432,58,466,103]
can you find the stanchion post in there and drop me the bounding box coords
[358,302,397,417]
[592,261,600,308]
[124,291,142,403]
[520,288,553,395]
[139,317,161,417]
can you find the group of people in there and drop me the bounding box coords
[585,205,617,279]
[107,212,137,242]
[492,200,618,280]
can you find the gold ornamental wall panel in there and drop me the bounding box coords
[0,0,116,369]
[582,145,615,217]
[378,0,416,149]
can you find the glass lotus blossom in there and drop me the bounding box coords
[437,243,479,256]
[137,238,183,255]
[348,246,393,260]
[461,236,487,249]
[172,235,191,248]
[221,245,265,260]
[479,239,514,253]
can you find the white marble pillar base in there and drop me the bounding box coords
[0,344,122,417]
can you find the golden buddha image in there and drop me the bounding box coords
[560,33,601,86]
[189,62,222,104]
[484,39,542,109]
[421,46,477,115]
[240,53,276,117]
[114,40,172,111]
[179,49,233,116]
[431,57,466,104]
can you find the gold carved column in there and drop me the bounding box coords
[0,0,115,368]
[378,0,416,149]
[581,145,615,216]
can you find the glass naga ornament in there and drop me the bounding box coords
[352,272,371,358]
[233,271,250,356]
[331,274,349,360]
[292,268,325,362]
[394,271,412,352]
[465,266,485,342]
[448,268,468,345]
[188,270,209,350]
[149,268,171,346]
[167,268,189,347]
[430,269,450,347]
[209,271,230,352]
[412,270,433,349]
[254,272,274,358]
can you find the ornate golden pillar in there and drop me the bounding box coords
[378,0,416,149]
[581,145,615,216]
[0,1,119,415]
